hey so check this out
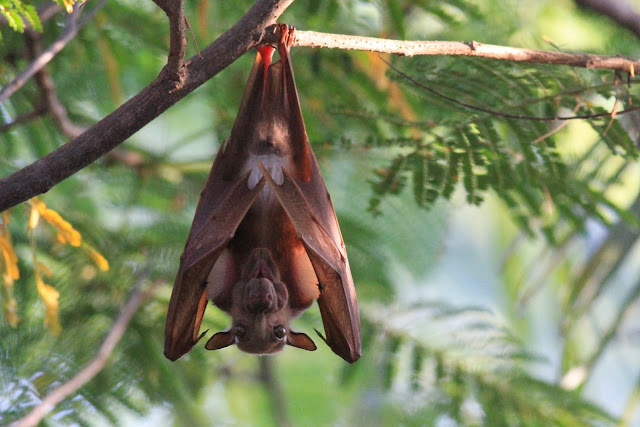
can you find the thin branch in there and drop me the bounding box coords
[0,0,293,212]
[292,30,640,73]
[25,29,86,138]
[575,0,640,39]
[37,2,63,24]
[384,58,640,121]
[0,105,47,133]
[152,0,187,82]
[0,0,106,104]
[12,282,159,427]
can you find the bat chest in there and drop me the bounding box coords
[240,185,298,252]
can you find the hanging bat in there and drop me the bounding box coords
[163,25,361,363]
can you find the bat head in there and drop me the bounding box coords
[205,248,317,354]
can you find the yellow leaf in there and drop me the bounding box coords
[37,262,53,278]
[36,271,61,336]
[63,0,74,13]
[37,202,82,247]
[0,235,20,282]
[1,211,11,227]
[1,268,19,327]
[85,245,109,271]
[56,232,67,245]
[3,297,18,327]
[28,206,40,229]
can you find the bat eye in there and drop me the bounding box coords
[235,324,247,338]
[273,325,286,340]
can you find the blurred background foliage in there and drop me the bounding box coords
[2,0,640,425]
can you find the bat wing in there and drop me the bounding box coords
[164,171,265,361]
[259,162,361,363]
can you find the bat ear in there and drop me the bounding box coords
[205,330,236,350]
[287,330,317,351]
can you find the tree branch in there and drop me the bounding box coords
[3,12,639,212]
[292,30,640,73]
[152,0,187,81]
[575,0,640,39]
[25,29,86,139]
[0,0,293,212]
[12,282,158,427]
[0,105,48,133]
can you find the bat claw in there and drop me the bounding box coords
[196,329,208,343]
[314,328,329,345]
[278,23,295,50]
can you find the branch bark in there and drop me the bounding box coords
[12,282,158,427]
[152,0,187,81]
[292,30,640,73]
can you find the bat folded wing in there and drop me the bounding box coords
[258,162,361,363]
[164,173,266,361]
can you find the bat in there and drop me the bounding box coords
[163,25,361,363]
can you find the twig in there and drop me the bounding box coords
[384,58,640,121]
[257,357,291,427]
[12,282,159,427]
[0,105,48,133]
[575,0,640,39]
[0,0,294,212]
[152,0,187,83]
[25,29,86,138]
[0,0,106,104]
[292,30,640,73]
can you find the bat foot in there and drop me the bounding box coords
[279,23,295,50]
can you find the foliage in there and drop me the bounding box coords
[357,58,639,243]
[1,0,640,425]
[0,0,41,39]
[353,302,615,426]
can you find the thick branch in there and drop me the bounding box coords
[0,0,292,212]
[575,0,640,39]
[12,283,158,427]
[292,31,640,73]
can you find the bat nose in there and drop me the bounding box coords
[247,292,273,313]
